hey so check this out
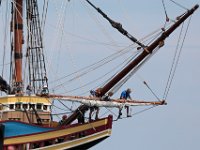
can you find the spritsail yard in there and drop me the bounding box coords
[0,0,199,149]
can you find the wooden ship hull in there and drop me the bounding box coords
[0,95,112,150]
[1,118,112,150]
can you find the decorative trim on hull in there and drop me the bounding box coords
[35,129,111,150]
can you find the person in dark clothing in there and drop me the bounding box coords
[59,115,67,126]
[120,88,132,100]
[89,106,99,121]
[41,85,49,96]
[119,88,132,118]
[101,92,113,101]
[89,90,99,121]
[26,85,32,96]
[78,108,87,124]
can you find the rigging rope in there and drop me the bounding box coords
[99,108,118,118]
[163,16,192,100]
[50,45,137,86]
[82,0,120,49]
[169,0,188,10]
[41,0,49,35]
[143,81,161,102]
[1,1,9,78]
[46,0,69,79]
[162,0,169,23]
[163,23,184,100]
[49,25,163,87]
[46,23,136,48]
[56,52,138,94]
[116,105,158,120]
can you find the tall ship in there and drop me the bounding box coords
[0,0,198,149]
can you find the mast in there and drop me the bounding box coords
[13,0,23,93]
[98,4,199,97]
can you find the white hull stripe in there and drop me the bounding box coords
[35,129,112,150]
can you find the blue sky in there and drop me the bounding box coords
[0,0,200,150]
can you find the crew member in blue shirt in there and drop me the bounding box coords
[119,88,132,118]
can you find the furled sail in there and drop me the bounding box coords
[47,94,166,108]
